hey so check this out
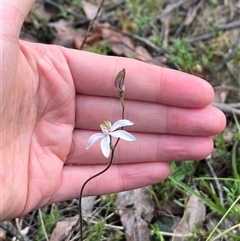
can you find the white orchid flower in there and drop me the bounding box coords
[86,119,136,158]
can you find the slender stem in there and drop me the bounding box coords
[120,91,125,119]
[122,106,125,119]
[78,148,115,240]
[78,97,125,241]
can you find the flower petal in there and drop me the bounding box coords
[111,119,134,131]
[110,130,136,141]
[86,133,105,149]
[101,135,111,158]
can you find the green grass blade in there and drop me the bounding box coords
[169,176,225,214]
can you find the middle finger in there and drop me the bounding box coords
[75,95,222,136]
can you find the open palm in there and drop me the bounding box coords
[2,38,77,219]
[1,0,226,221]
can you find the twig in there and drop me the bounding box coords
[187,20,240,44]
[89,220,124,231]
[215,20,240,31]
[0,222,32,241]
[79,0,105,50]
[187,33,215,43]
[105,25,166,55]
[211,102,240,116]
[215,36,240,72]
[151,230,195,238]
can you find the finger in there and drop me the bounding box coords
[75,95,226,136]
[49,162,171,203]
[63,50,214,108]
[66,131,213,165]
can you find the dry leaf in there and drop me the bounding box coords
[101,23,158,64]
[49,19,77,48]
[117,187,154,241]
[214,86,229,103]
[74,22,102,49]
[158,3,175,48]
[81,196,96,216]
[82,1,99,20]
[171,193,206,241]
[50,216,78,241]
[50,197,95,241]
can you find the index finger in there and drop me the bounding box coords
[64,50,214,107]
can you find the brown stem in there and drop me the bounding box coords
[78,144,114,240]
[78,98,125,241]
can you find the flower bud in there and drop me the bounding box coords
[114,68,126,92]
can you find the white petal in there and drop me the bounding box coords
[110,130,136,141]
[111,119,134,131]
[86,133,105,149]
[101,135,111,158]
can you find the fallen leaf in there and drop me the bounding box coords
[74,22,102,49]
[81,196,97,216]
[171,192,206,241]
[101,23,158,64]
[214,86,229,103]
[49,216,78,241]
[82,1,99,20]
[117,187,154,241]
[49,19,77,48]
[50,197,96,241]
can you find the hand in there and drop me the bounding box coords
[0,0,226,221]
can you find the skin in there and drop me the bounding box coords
[0,0,226,221]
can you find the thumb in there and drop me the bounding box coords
[1,0,35,106]
[1,0,35,39]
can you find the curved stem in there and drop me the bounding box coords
[79,148,115,240]
[78,99,125,241]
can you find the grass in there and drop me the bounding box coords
[6,0,240,240]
